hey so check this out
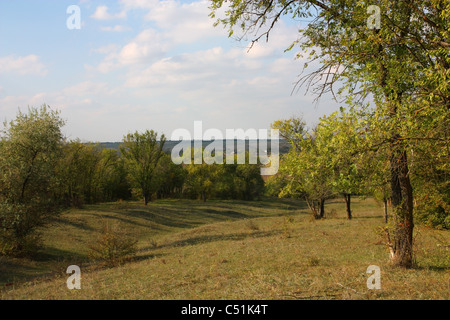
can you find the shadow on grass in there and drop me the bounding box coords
[133,252,165,263]
[1,198,309,286]
[150,229,280,251]
[348,215,384,220]
[50,217,96,232]
[413,264,449,272]
[207,198,309,210]
[95,205,261,230]
[0,246,89,288]
[32,246,88,263]
[0,258,44,286]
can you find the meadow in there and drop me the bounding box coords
[1,197,448,300]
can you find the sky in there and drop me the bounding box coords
[0,0,341,142]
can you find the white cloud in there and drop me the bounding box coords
[0,55,48,76]
[61,81,113,97]
[93,0,234,73]
[92,44,120,55]
[119,0,159,10]
[145,0,227,44]
[121,29,165,63]
[100,25,132,32]
[91,5,127,20]
[95,28,168,73]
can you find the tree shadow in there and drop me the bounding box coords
[50,217,96,231]
[151,229,280,251]
[0,258,45,286]
[32,246,88,263]
[413,264,449,272]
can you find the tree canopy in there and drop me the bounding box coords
[210,0,449,267]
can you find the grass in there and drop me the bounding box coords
[0,197,448,300]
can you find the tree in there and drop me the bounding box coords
[58,141,102,206]
[234,162,265,201]
[151,153,186,199]
[210,0,450,268]
[97,148,131,202]
[0,105,65,255]
[58,142,131,206]
[273,117,333,219]
[359,143,392,224]
[120,130,166,206]
[184,162,218,202]
[318,108,366,220]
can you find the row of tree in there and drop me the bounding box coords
[268,108,448,231]
[0,106,265,256]
[209,0,449,267]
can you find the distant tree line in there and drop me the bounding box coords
[0,105,265,256]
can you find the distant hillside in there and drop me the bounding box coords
[98,140,292,155]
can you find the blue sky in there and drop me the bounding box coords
[0,0,340,142]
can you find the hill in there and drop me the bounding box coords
[1,198,448,300]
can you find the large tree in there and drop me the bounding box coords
[0,105,65,255]
[120,130,166,206]
[318,108,366,220]
[210,0,449,267]
[273,117,333,219]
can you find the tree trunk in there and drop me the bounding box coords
[319,199,325,219]
[375,3,414,268]
[344,193,352,220]
[305,197,320,219]
[389,148,414,268]
[384,197,388,223]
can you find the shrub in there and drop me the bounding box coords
[88,222,138,266]
[0,233,42,257]
[245,219,260,231]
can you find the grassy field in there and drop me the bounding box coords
[0,197,448,300]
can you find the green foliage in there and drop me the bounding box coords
[58,141,100,207]
[57,142,131,207]
[183,150,265,202]
[264,174,287,198]
[0,105,64,256]
[211,0,449,267]
[120,130,166,205]
[97,148,132,202]
[184,160,219,202]
[273,117,334,219]
[414,181,449,230]
[234,162,265,200]
[151,153,186,199]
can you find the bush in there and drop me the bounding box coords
[88,222,138,266]
[414,182,449,230]
[0,233,42,257]
[0,202,53,257]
